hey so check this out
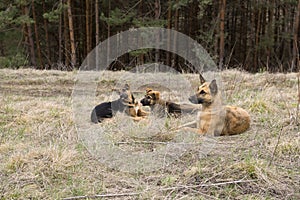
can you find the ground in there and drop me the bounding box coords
[0,69,299,199]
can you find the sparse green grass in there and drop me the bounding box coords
[0,68,299,199]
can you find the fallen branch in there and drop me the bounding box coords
[296,72,300,125]
[62,192,141,200]
[159,179,257,191]
[62,179,257,200]
[268,125,284,166]
[170,120,197,130]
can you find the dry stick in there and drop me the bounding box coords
[297,73,300,125]
[169,120,197,131]
[105,141,204,145]
[278,86,293,124]
[160,179,257,192]
[267,79,296,165]
[268,125,284,167]
[296,35,300,124]
[187,188,219,200]
[100,138,233,146]
[225,41,237,69]
[226,72,238,101]
[62,179,257,200]
[62,192,141,200]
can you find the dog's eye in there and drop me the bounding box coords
[200,90,206,95]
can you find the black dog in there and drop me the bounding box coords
[91,84,147,123]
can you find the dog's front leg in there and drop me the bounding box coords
[176,120,197,129]
[180,127,206,135]
[137,108,149,117]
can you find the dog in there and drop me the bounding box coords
[91,84,148,123]
[140,88,198,117]
[187,74,250,136]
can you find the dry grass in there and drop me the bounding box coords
[0,68,299,199]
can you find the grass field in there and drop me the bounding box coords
[0,69,299,199]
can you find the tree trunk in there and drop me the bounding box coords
[32,0,44,69]
[64,2,70,67]
[95,0,99,70]
[266,0,275,71]
[23,24,30,65]
[43,0,51,68]
[210,1,217,59]
[138,0,144,66]
[95,0,99,45]
[154,0,160,71]
[219,0,226,69]
[254,4,261,72]
[58,0,63,65]
[166,0,172,67]
[24,5,37,67]
[172,0,179,69]
[67,0,76,68]
[282,6,292,66]
[292,0,300,71]
[107,0,111,68]
[240,0,247,67]
[86,0,91,54]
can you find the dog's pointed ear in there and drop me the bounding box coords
[131,94,135,103]
[146,88,152,93]
[209,79,218,96]
[199,74,206,85]
[153,91,160,100]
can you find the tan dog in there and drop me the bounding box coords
[187,74,250,136]
[140,88,198,117]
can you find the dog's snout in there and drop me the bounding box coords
[189,95,198,104]
[140,97,149,106]
[120,93,128,99]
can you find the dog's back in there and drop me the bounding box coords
[91,101,113,123]
[221,106,250,136]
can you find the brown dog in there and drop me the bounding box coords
[91,84,148,123]
[140,88,198,117]
[187,74,250,136]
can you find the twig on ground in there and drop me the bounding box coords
[296,73,300,125]
[99,139,232,146]
[62,179,257,200]
[170,120,197,131]
[159,179,257,192]
[268,125,284,166]
[109,141,203,145]
[62,192,141,200]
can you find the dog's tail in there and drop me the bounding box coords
[91,108,99,123]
